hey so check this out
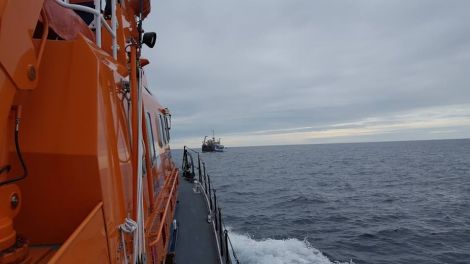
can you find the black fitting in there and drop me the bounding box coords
[0,120,28,187]
[142,32,157,48]
[0,165,11,175]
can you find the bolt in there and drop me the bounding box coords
[10,193,19,209]
[27,65,36,81]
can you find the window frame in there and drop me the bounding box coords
[145,112,157,163]
[164,115,170,142]
[159,114,168,145]
[156,114,164,147]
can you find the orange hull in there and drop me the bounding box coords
[0,0,178,263]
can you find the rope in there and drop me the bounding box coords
[120,218,138,233]
[119,218,138,264]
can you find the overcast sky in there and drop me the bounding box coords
[144,0,470,148]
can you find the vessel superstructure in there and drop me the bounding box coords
[0,0,241,263]
[202,130,225,152]
[0,0,177,263]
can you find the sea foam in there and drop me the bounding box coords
[229,232,351,264]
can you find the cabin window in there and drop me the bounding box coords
[164,115,171,142]
[145,113,156,162]
[156,114,164,147]
[159,115,168,145]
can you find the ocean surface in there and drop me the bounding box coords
[173,139,470,264]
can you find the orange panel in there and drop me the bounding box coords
[0,70,16,178]
[48,203,110,263]
[0,0,42,90]
[14,38,105,244]
[15,153,101,244]
[28,246,56,264]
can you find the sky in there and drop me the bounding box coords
[143,0,470,148]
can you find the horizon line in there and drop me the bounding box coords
[171,137,470,150]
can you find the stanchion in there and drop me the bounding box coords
[214,190,218,230]
[224,230,231,264]
[219,208,224,257]
[197,153,202,183]
[203,162,208,194]
[208,174,213,211]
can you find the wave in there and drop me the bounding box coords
[269,195,327,208]
[229,231,352,264]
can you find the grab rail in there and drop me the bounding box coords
[55,0,118,59]
[183,146,241,264]
[148,167,178,246]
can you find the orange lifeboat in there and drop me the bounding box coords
[0,0,177,263]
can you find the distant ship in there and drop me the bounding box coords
[202,130,225,152]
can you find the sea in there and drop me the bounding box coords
[173,139,470,264]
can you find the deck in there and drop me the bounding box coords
[174,176,220,264]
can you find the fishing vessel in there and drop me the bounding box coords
[0,0,237,263]
[202,131,225,152]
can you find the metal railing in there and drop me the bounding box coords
[183,146,241,264]
[55,0,118,59]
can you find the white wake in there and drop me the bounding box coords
[229,232,351,264]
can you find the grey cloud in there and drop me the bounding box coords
[143,0,470,146]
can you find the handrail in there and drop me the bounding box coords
[55,0,118,59]
[110,0,117,58]
[182,146,241,264]
[148,167,178,246]
[37,9,49,69]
